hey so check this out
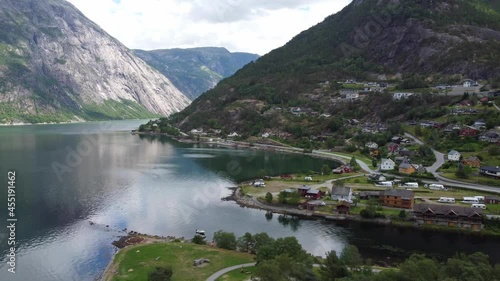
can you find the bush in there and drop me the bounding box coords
[213,230,237,250]
[148,266,173,281]
[192,235,206,245]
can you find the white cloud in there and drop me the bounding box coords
[66,0,352,55]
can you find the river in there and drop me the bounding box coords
[0,120,498,281]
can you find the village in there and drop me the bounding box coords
[239,166,500,233]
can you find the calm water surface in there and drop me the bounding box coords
[0,120,498,281]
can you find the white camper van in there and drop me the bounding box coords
[462,197,479,204]
[438,197,455,203]
[471,204,486,209]
[427,184,445,190]
[400,182,419,189]
[375,181,393,187]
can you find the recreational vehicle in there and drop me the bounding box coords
[375,181,393,187]
[427,184,445,190]
[400,182,419,189]
[462,197,480,204]
[471,204,486,209]
[438,197,455,203]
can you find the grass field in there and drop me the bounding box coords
[215,266,257,281]
[108,242,254,281]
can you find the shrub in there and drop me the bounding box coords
[148,266,173,281]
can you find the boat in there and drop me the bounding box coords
[195,229,206,236]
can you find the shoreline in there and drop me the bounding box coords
[227,186,500,238]
[99,232,185,281]
[132,131,349,166]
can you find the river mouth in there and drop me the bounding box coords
[0,120,499,281]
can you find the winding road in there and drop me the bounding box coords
[403,133,500,194]
[206,263,256,281]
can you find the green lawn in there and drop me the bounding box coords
[109,242,254,281]
[215,266,257,281]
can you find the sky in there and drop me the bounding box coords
[66,0,352,55]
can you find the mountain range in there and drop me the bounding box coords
[172,0,500,137]
[0,0,190,124]
[134,47,259,100]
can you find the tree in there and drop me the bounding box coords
[287,191,301,205]
[265,192,273,203]
[278,191,288,204]
[256,236,311,265]
[213,230,237,250]
[321,164,331,175]
[350,156,357,168]
[253,232,275,254]
[399,210,407,219]
[237,232,255,253]
[192,235,206,245]
[340,245,363,271]
[148,266,173,281]
[254,254,314,281]
[372,159,378,168]
[320,251,349,281]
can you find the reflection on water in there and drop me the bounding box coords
[0,120,498,281]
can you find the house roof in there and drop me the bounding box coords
[448,150,460,155]
[360,191,381,197]
[480,166,500,172]
[306,189,321,195]
[331,187,352,196]
[381,189,414,200]
[485,195,500,201]
[399,163,413,169]
[413,204,483,217]
[298,185,311,190]
[381,158,395,165]
[464,156,480,162]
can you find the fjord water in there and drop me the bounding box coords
[0,120,499,281]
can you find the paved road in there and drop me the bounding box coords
[403,133,500,194]
[313,150,377,174]
[206,263,256,281]
[207,263,381,280]
[404,133,445,174]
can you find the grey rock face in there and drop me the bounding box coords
[0,0,190,122]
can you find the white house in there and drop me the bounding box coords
[228,132,239,138]
[448,150,461,161]
[365,142,379,149]
[393,92,414,100]
[380,158,396,170]
[463,80,478,88]
[331,187,353,202]
[261,132,270,138]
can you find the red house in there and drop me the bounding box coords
[298,185,311,197]
[460,128,479,137]
[305,189,323,200]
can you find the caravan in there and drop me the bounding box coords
[400,182,419,189]
[471,204,487,209]
[462,197,480,204]
[427,184,445,190]
[375,181,393,187]
[438,197,455,203]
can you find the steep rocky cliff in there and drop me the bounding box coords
[134,47,259,100]
[0,0,190,123]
